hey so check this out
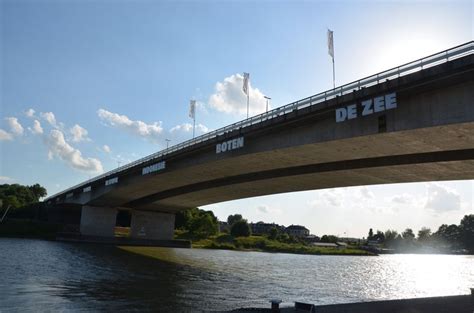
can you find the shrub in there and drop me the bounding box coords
[230,220,251,237]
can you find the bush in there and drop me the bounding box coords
[175,207,219,239]
[231,220,251,237]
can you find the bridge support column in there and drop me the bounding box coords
[130,210,175,240]
[80,206,117,237]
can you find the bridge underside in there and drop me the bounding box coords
[110,121,474,213]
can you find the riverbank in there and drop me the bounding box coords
[181,233,375,256]
[0,218,60,240]
[0,221,373,255]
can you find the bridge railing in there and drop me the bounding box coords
[46,41,474,202]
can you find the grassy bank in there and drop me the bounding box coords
[0,219,61,239]
[181,233,374,256]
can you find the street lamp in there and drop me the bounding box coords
[165,139,171,149]
[264,96,271,112]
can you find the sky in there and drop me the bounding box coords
[0,0,473,238]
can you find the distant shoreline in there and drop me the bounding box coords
[0,220,472,256]
[188,235,377,256]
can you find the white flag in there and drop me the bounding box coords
[189,100,196,119]
[242,72,250,96]
[327,29,334,59]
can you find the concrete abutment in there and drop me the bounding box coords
[130,210,175,240]
[79,206,117,237]
[79,206,176,241]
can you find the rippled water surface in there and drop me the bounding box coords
[0,238,472,312]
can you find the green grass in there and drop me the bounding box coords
[188,233,374,256]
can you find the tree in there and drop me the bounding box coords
[175,208,218,239]
[188,211,218,238]
[459,215,474,252]
[2,195,20,209]
[384,230,399,243]
[175,207,199,230]
[268,227,279,240]
[368,228,374,240]
[29,184,47,200]
[373,230,385,243]
[0,183,47,209]
[402,228,415,241]
[321,235,338,243]
[227,214,243,226]
[277,232,290,243]
[384,230,401,248]
[230,220,251,237]
[417,227,431,242]
[434,224,460,243]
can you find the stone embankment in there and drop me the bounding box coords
[223,293,473,313]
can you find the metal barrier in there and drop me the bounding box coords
[46,41,474,201]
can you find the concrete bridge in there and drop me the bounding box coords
[46,42,474,241]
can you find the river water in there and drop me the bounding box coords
[0,238,472,312]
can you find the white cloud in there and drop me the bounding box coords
[0,176,14,183]
[391,193,413,205]
[169,123,209,134]
[166,123,211,146]
[5,117,24,136]
[256,204,282,215]
[69,124,90,142]
[25,108,35,118]
[425,183,461,213]
[40,112,58,128]
[0,129,13,141]
[358,186,375,199]
[103,145,111,153]
[29,120,44,135]
[45,129,103,174]
[311,189,344,207]
[97,109,163,142]
[208,73,268,116]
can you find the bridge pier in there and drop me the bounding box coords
[79,206,117,237]
[130,210,175,240]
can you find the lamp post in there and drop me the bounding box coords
[264,96,271,112]
[165,139,171,149]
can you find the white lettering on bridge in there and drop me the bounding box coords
[105,177,118,186]
[142,161,166,175]
[336,92,397,123]
[216,137,245,154]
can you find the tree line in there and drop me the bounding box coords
[174,210,254,239]
[0,184,47,209]
[366,214,474,253]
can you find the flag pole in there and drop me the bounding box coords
[246,92,249,119]
[189,99,196,139]
[332,56,335,90]
[243,72,250,119]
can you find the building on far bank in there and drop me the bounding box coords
[250,221,285,235]
[304,234,320,243]
[285,225,310,238]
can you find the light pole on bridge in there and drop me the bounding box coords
[264,95,271,112]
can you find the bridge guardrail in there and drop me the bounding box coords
[46,41,474,202]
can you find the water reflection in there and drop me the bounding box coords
[0,238,472,312]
